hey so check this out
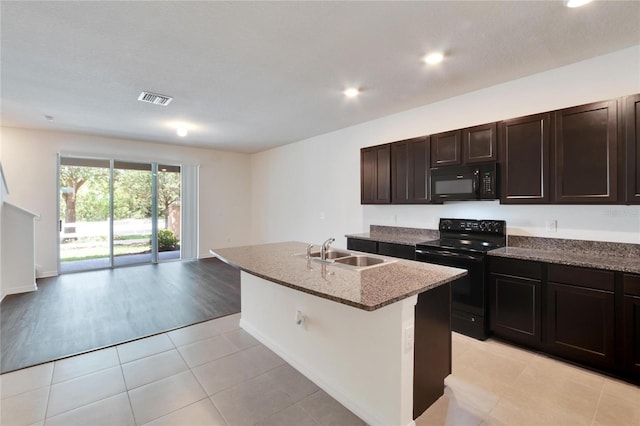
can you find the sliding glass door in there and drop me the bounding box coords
[59,156,181,273]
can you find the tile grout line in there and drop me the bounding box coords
[41,361,56,425]
[115,341,139,426]
[588,384,605,426]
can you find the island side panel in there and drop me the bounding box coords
[413,282,452,419]
[239,271,418,426]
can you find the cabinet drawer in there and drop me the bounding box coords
[378,242,415,260]
[346,238,378,254]
[624,274,640,296]
[489,257,542,280]
[547,264,614,291]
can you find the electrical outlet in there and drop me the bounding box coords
[404,325,414,351]
[319,212,325,220]
[545,220,557,232]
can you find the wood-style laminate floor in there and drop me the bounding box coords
[0,258,240,374]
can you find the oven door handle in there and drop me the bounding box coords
[415,248,482,261]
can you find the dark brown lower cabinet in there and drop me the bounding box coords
[546,265,616,370]
[490,274,542,348]
[378,242,415,260]
[623,274,640,379]
[346,238,377,254]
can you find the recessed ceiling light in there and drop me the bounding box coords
[176,126,188,137]
[566,0,592,7]
[423,52,444,65]
[343,88,360,98]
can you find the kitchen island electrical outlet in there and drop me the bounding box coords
[404,325,414,352]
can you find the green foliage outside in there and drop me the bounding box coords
[157,229,178,251]
[59,164,181,262]
[59,165,180,223]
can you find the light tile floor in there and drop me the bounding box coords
[1,314,638,426]
[418,333,640,426]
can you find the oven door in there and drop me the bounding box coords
[415,246,485,316]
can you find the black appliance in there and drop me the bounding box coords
[415,218,506,340]
[430,163,498,203]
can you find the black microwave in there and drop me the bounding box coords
[430,163,498,203]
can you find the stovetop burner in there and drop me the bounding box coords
[417,218,507,254]
[419,238,503,253]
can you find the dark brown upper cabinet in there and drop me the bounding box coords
[431,124,497,168]
[554,100,618,203]
[499,113,551,204]
[624,94,640,204]
[361,144,391,204]
[463,123,497,164]
[391,136,430,204]
[430,130,461,167]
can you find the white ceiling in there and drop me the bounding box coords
[1,1,639,154]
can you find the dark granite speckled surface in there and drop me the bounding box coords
[490,236,640,274]
[346,225,439,247]
[211,241,466,311]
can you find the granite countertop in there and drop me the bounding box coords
[211,241,466,311]
[346,225,439,247]
[489,236,640,274]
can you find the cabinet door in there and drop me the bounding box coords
[624,94,640,204]
[499,113,551,204]
[430,130,461,167]
[623,274,640,379]
[361,144,391,204]
[490,274,541,348]
[546,282,615,369]
[463,123,497,164]
[391,136,429,204]
[554,100,618,203]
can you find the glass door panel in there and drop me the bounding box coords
[113,161,153,267]
[59,157,111,273]
[157,164,181,262]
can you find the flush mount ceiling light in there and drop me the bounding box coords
[138,91,173,106]
[423,52,444,65]
[176,126,188,137]
[566,0,592,7]
[343,87,360,98]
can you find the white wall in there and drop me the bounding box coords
[0,127,252,277]
[251,45,640,247]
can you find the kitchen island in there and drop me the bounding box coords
[211,241,466,426]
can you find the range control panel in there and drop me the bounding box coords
[439,218,506,235]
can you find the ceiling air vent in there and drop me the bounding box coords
[138,91,173,106]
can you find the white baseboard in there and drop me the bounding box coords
[36,270,58,279]
[2,282,37,299]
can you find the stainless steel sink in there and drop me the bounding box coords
[309,250,351,260]
[334,255,386,267]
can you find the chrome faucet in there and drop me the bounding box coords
[306,243,314,259]
[320,237,335,261]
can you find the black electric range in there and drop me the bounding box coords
[415,218,506,340]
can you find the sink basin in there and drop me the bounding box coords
[309,250,351,260]
[334,255,386,267]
